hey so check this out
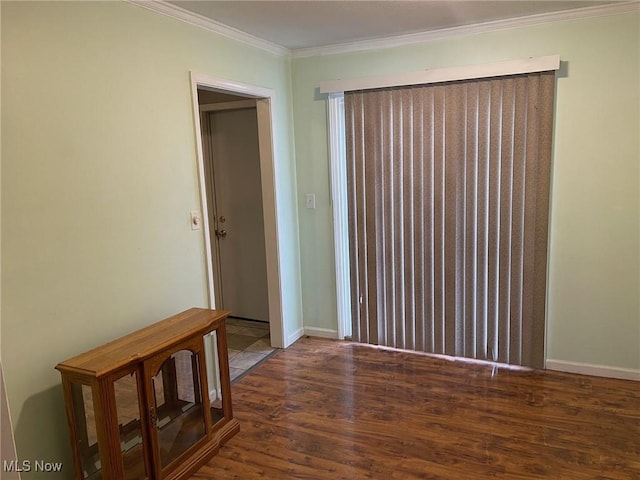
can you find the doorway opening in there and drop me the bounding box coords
[190,73,284,349]
[199,93,269,323]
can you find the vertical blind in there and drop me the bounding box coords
[345,72,555,368]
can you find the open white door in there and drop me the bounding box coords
[206,107,269,322]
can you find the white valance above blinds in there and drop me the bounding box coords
[320,54,560,94]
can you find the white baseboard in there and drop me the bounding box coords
[303,327,339,339]
[285,327,305,348]
[546,359,640,381]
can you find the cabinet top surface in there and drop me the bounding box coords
[55,308,230,378]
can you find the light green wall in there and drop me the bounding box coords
[292,12,640,371]
[1,1,300,477]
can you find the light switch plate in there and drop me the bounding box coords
[305,193,316,209]
[190,211,202,230]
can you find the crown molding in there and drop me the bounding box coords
[127,0,290,57]
[292,1,640,59]
[127,0,638,60]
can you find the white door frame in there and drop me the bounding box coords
[190,72,284,348]
[327,93,352,340]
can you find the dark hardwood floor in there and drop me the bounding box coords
[193,337,640,479]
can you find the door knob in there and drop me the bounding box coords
[216,229,227,238]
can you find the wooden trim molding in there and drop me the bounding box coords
[320,55,560,93]
[127,0,288,56]
[287,327,305,346]
[303,327,339,340]
[328,93,352,340]
[200,100,258,112]
[189,72,286,349]
[293,1,639,58]
[128,0,638,59]
[546,359,640,381]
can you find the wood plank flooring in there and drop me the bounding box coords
[192,337,640,479]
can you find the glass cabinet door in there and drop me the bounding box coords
[148,346,207,474]
[204,331,225,427]
[113,370,147,480]
[69,382,102,480]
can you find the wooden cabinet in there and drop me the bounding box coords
[55,308,239,480]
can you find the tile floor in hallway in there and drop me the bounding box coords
[226,317,277,382]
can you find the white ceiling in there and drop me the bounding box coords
[166,1,620,50]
